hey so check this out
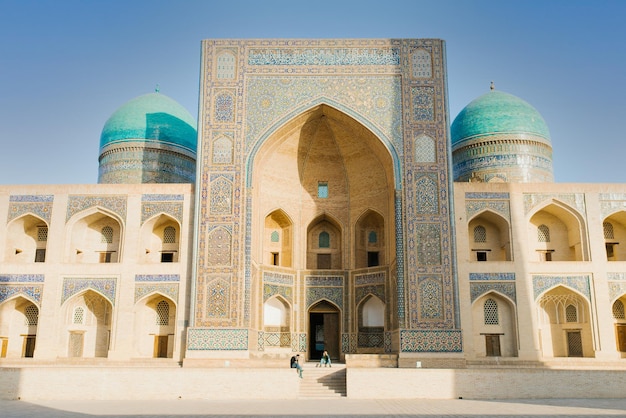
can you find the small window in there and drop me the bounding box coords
[613,300,625,319]
[161,252,174,263]
[367,251,379,267]
[163,226,176,244]
[477,251,487,262]
[565,304,578,323]
[606,243,616,259]
[473,225,487,243]
[101,226,113,244]
[99,252,112,263]
[37,226,48,242]
[24,305,38,326]
[35,249,46,263]
[271,252,279,266]
[604,222,615,240]
[318,182,328,198]
[73,307,84,324]
[368,231,377,244]
[271,231,279,242]
[484,298,499,325]
[544,251,552,262]
[538,225,550,243]
[319,231,330,248]
[156,300,169,326]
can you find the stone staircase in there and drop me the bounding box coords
[298,362,346,398]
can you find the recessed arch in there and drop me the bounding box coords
[471,291,518,357]
[140,213,181,263]
[5,214,49,263]
[66,207,124,264]
[468,209,512,262]
[133,293,177,358]
[61,289,113,358]
[0,296,39,358]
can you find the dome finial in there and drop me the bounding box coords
[155,84,160,93]
[490,81,495,91]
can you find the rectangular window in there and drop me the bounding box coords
[544,252,552,262]
[35,249,46,263]
[367,251,379,267]
[271,252,279,266]
[318,182,328,198]
[606,243,616,260]
[161,252,174,263]
[99,252,112,263]
[477,251,487,262]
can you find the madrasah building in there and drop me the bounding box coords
[2,39,626,393]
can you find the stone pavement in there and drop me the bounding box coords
[2,398,626,417]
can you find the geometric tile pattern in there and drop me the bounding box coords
[61,277,117,306]
[416,224,441,265]
[0,274,45,283]
[470,282,517,303]
[532,275,591,301]
[414,134,436,163]
[523,193,586,216]
[263,271,295,285]
[206,278,230,318]
[411,87,434,121]
[465,199,511,221]
[355,285,385,307]
[263,283,292,303]
[400,329,463,352]
[609,282,626,303]
[0,284,43,306]
[415,174,439,214]
[469,272,515,281]
[248,47,400,66]
[135,274,180,282]
[411,49,432,79]
[66,195,127,222]
[417,276,443,320]
[134,283,179,303]
[187,328,248,350]
[209,175,233,215]
[8,195,54,224]
[141,200,183,224]
[306,287,343,311]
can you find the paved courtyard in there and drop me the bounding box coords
[2,398,626,418]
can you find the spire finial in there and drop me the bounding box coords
[490,81,495,91]
[155,84,160,93]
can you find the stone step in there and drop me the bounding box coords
[298,366,346,398]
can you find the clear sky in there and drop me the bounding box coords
[1,0,625,184]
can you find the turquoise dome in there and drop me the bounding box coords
[99,93,197,153]
[451,90,550,145]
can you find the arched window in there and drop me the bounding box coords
[24,305,38,326]
[319,231,330,248]
[163,226,176,244]
[613,300,625,319]
[271,231,279,242]
[73,307,84,324]
[37,226,48,242]
[368,231,377,244]
[565,304,578,322]
[101,226,113,244]
[604,222,615,240]
[538,224,550,243]
[156,300,169,326]
[474,225,487,243]
[484,298,499,325]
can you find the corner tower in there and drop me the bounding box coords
[98,91,197,184]
[451,85,553,183]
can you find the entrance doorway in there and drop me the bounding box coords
[567,330,583,357]
[154,335,168,358]
[308,301,340,361]
[617,325,626,352]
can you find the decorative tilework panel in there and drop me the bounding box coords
[209,176,233,215]
[142,194,184,202]
[465,199,510,221]
[465,192,510,200]
[400,329,462,353]
[609,282,626,302]
[263,271,295,285]
[299,333,307,352]
[411,87,434,121]
[523,193,586,216]
[245,76,402,159]
[354,272,385,286]
[355,285,385,307]
[62,278,116,306]
[532,275,591,300]
[411,49,432,78]
[608,273,626,281]
[414,134,436,163]
[0,274,44,283]
[384,331,392,353]
[306,287,343,310]
[134,283,179,303]
[470,282,517,303]
[0,284,43,306]
[263,283,293,303]
[416,223,441,265]
[66,196,127,222]
[135,274,180,282]
[600,200,626,219]
[141,201,183,224]
[206,226,232,266]
[415,174,438,214]
[395,195,405,328]
[8,196,53,224]
[248,48,400,66]
[257,330,265,351]
[206,278,230,318]
[214,91,235,123]
[469,273,515,281]
[305,276,344,287]
[212,135,234,164]
[187,328,248,350]
[418,276,443,320]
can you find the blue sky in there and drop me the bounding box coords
[1,0,625,184]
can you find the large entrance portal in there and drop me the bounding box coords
[309,301,339,361]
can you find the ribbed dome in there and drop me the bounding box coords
[99,92,197,153]
[451,90,550,146]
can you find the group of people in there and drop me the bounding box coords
[290,350,332,378]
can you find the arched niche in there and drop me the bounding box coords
[471,292,518,357]
[133,293,176,358]
[67,209,123,263]
[468,210,512,262]
[357,295,385,351]
[355,210,385,268]
[140,214,181,263]
[62,290,112,358]
[307,214,343,270]
[264,209,293,268]
[603,211,626,261]
[528,202,588,262]
[263,296,291,348]
[5,214,48,264]
[0,296,39,358]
